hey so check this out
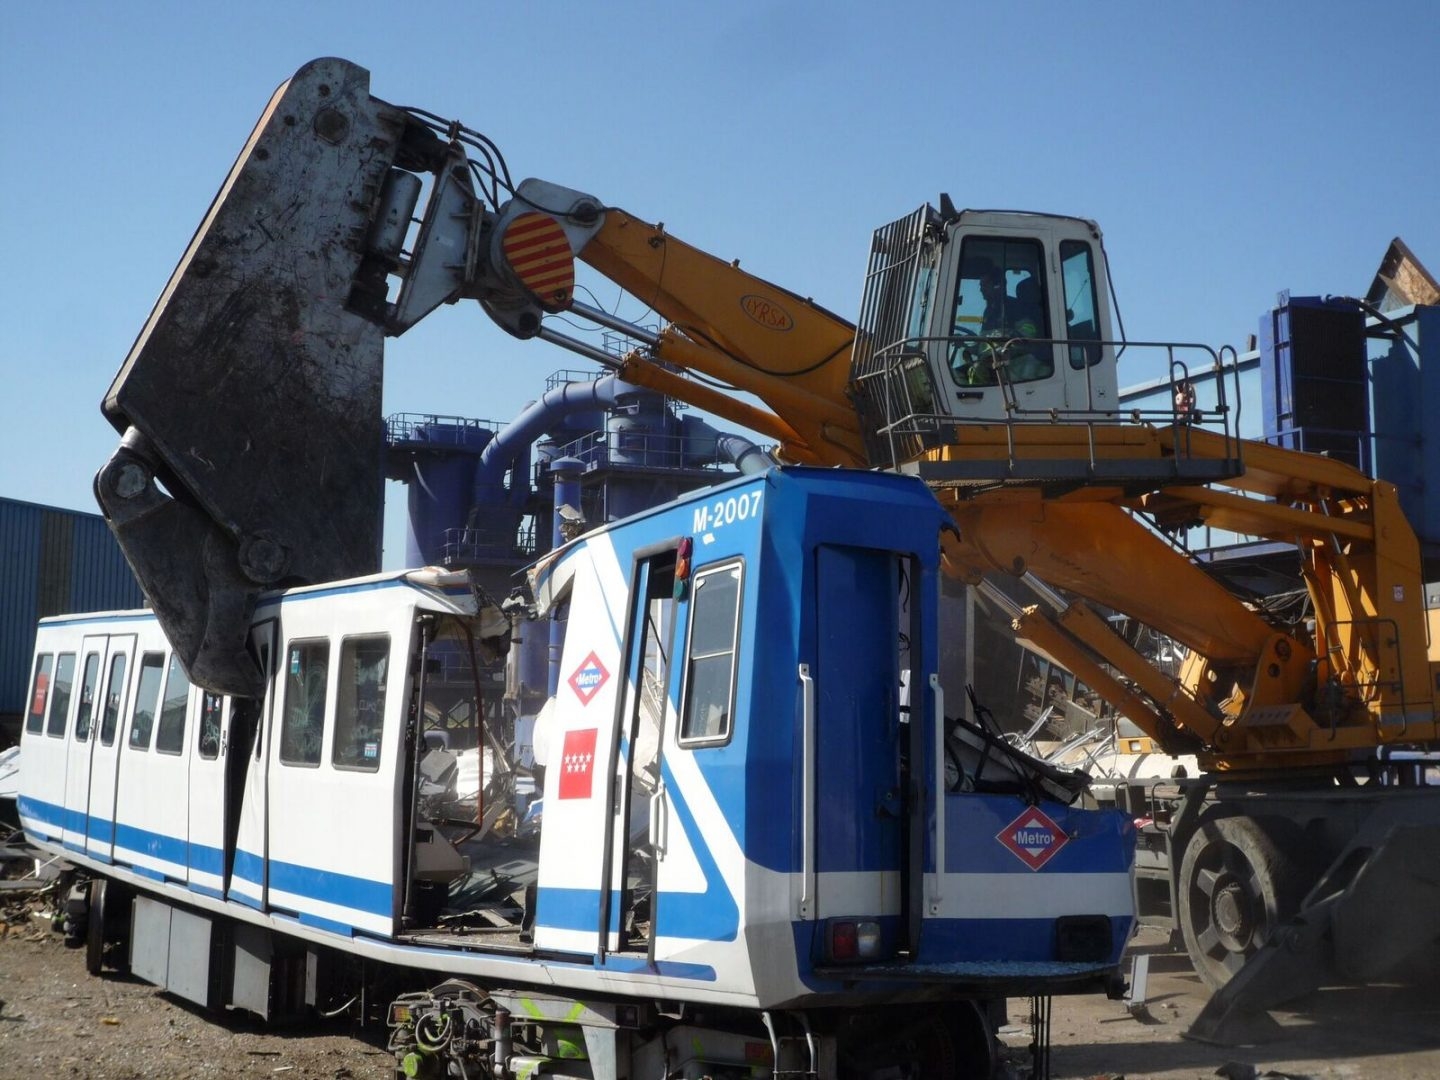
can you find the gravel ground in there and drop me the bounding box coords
[0,899,392,1080]
[5,888,1440,1080]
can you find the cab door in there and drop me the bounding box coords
[937,225,1067,417]
[603,554,745,965]
[811,547,908,933]
[603,555,675,956]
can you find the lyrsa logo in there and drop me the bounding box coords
[996,807,1070,871]
[740,294,795,331]
[567,651,610,706]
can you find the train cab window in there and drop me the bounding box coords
[74,653,101,742]
[1060,240,1103,369]
[333,635,389,771]
[47,653,77,739]
[679,563,743,746]
[949,238,1052,387]
[155,654,192,755]
[198,693,223,760]
[100,654,127,747]
[25,653,53,735]
[281,639,329,766]
[129,652,165,750]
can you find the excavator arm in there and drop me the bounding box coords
[920,421,1438,770]
[97,57,869,695]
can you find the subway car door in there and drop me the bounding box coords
[60,639,105,852]
[84,634,137,863]
[228,619,277,911]
[186,691,229,897]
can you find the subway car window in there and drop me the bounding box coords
[99,653,127,747]
[74,652,101,742]
[129,652,166,750]
[198,693,223,760]
[25,653,53,735]
[155,653,192,755]
[46,653,76,738]
[281,640,330,766]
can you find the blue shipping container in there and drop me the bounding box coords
[0,497,143,740]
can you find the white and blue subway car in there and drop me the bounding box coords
[20,466,1134,1079]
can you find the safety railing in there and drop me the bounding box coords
[547,428,729,474]
[387,413,501,445]
[441,518,538,565]
[850,334,1246,488]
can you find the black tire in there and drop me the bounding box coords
[84,878,107,975]
[84,878,132,976]
[1177,815,1308,991]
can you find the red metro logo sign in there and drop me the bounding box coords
[996,806,1070,871]
[567,651,610,706]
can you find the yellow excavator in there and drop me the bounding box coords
[98,57,1440,1040]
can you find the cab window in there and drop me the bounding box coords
[679,563,743,745]
[949,238,1052,387]
[1061,240,1103,369]
[333,635,389,771]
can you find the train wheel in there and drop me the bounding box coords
[1178,816,1306,990]
[84,878,131,976]
[84,879,108,975]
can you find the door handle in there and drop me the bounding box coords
[649,779,667,859]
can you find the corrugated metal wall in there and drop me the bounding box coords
[0,497,143,728]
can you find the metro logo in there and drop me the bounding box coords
[567,651,610,706]
[996,807,1070,871]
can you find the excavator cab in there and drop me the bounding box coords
[849,205,1120,466]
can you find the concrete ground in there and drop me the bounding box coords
[1037,926,1440,1079]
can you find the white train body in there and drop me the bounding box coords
[20,468,1135,1076]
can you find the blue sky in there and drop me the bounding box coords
[3,2,1437,567]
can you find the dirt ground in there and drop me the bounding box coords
[3,902,1440,1080]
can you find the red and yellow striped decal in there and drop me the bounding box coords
[501,211,575,312]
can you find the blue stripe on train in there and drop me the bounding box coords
[231,849,393,918]
[23,795,391,919]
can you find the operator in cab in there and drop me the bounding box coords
[954,256,1052,387]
